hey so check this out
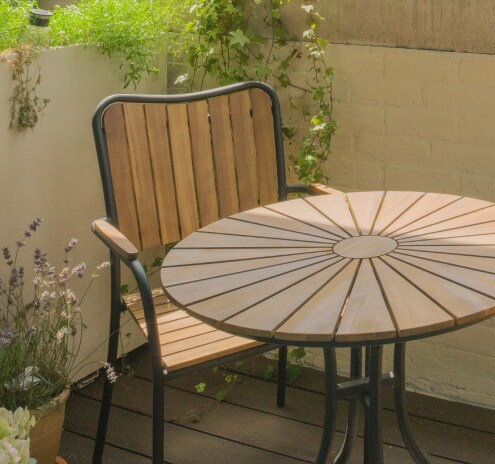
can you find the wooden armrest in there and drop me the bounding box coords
[92,218,139,261]
[307,183,342,195]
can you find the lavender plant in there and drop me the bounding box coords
[0,219,108,410]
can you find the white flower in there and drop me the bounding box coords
[55,327,68,341]
[0,407,34,464]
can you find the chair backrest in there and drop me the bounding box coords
[93,81,288,251]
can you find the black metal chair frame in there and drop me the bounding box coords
[91,81,320,464]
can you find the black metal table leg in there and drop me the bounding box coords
[335,347,362,464]
[316,347,338,464]
[363,347,372,464]
[365,346,384,464]
[394,343,430,464]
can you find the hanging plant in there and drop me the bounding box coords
[9,44,50,131]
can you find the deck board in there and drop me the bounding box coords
[60,347,495,463]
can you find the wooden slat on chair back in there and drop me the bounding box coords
[102,87,279,250]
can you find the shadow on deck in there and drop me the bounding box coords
[60,346,495,463]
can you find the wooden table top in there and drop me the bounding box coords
[161,192,495,345]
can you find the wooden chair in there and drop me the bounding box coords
[91,81,335,464]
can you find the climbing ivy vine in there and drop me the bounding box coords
[176,0,338,185]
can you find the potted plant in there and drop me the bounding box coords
[0,219,109,464]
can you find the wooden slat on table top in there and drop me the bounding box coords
[389,252,495,299]
[304,195,358,237]
[163,192,495,344]
[399,233,495,247]
[398,206,495,240]
[399,221,495,242]
[276,260,358,342]
[382,254,495,324]
[200,217,333,244]
[346,191,385,236]
[168,254,334,307]
[163,247,330,266]
[397,244,495,257]
[372,191,425,236]
[229,206,339,241]
[395,248,495,274]
[224,258,352,339]
[335,259,396,342]
[267,198,351,239]
[371,257,455,337]
[163,251,333,287]
[174,229,331,249]
[390,196,493,238]
[187,257,344,324]
[381,192,461,237]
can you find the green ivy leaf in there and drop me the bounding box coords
[195,382,207,393]
[151,256,163,268]
[216,390,227,402]
[229,29,250,48]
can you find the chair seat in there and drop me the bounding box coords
[123,288,263,372]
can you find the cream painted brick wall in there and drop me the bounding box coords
[326,44,495,202]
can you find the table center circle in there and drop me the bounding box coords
[333,235,397,259]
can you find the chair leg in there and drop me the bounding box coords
[277,346,287,407]
[152,369,165,464]
[93,254,121,464]
[92,316,119,463]
[93,368,116,464]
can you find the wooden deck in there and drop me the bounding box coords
[60,346,495,463]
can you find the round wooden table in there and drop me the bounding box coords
[162,191,495,463]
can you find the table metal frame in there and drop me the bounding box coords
[315,343,429,464]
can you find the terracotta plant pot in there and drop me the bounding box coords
[29,389,70,464]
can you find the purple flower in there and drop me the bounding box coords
[26,326,36,338]
[72,263,86,278]
[0,328,14,348]
[64,238,78,253]
[2,247,11,264]
[8,268,20,289]
[33,248,47,267]
[103,363,118,383]
[30,218,43,231]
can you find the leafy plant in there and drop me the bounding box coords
[178,0,338,184]
[50,0,189,88]
[0,219,109,410]
[264,347,307,381]
[0,0,33,52]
